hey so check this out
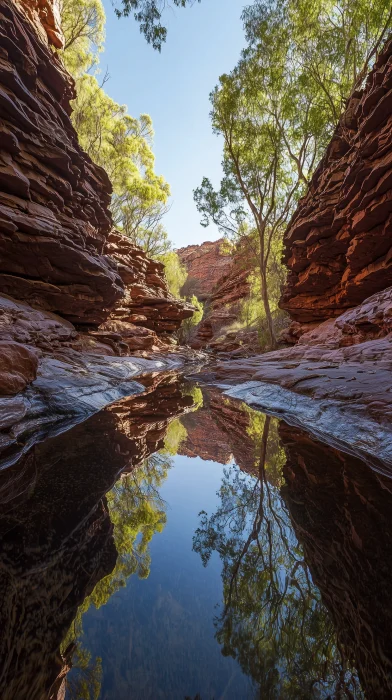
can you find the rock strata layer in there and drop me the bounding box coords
[281,38,392,333]
[0,0,194,412]
[177,238,233,301]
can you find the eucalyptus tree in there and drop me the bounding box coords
[194,56,323,347]
[114,0,202,50]
[244,0,392,125]
[59,0,105,75]
[195,0,392,348]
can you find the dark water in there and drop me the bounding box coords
[1,374,392,699]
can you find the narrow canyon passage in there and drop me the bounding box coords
[0,377,391,700]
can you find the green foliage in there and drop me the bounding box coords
[62,453,171,662]
[114,0,202,51]
[194,0,392,347]
[178,295,204,343]
[162,418,188,455]
[65,647,102,700]
[60,0,105,76]
[243,0,392,119]
[70,73,170,228]
[159,251,188,297]
[186,385,204,410]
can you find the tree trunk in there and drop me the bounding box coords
[259,261,276,349]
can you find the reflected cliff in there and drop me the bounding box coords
[1,381,392,698]
[0,373,194,700]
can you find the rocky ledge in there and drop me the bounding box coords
[201,287,392,470]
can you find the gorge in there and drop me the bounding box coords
[1,1,392,698]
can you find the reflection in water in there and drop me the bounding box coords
[64,453,172,700]
[0,373,193,700]
[193,408,361,698]
[281,423,392,699]
[1,380,392,698]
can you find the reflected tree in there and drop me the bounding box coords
[63,451,172,698]
[193,414,362,698]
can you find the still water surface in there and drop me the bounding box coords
[1,376,391,699]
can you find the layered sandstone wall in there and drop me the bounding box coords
[0,0,194,398]
[177,238,233,301]
[0,0,123,325]
[178,239,251,351]
[281,38,392,333]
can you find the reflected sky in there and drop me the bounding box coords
[2,378,391,700]
[67,454,254,700]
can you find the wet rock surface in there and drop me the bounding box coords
[195,290,392,469]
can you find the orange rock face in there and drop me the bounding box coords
[17,0,64,48]
[177,239,233,301]
[281,39,392,331]
[103,231,194,351]
[178,239,250,350]
[194,252,251,350]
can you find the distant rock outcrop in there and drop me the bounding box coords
[177,239,233,301]
[178,239,251,351]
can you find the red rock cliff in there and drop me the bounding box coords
[281,38,392,333]
[177,239,233,301]
[0,0,124,325]
[178,239,251,350]
[0,0,194,397]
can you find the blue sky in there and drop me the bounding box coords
[101,0,246,248]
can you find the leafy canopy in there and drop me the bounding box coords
[195,0,392,346]
[114,0,202,50]
[60,0,105,75]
